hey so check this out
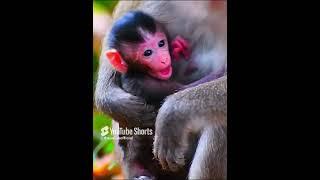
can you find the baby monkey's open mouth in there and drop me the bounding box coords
[159,66,171,76]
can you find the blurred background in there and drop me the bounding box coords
[93,1,122,179]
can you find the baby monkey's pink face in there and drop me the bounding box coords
[127,31,172,80]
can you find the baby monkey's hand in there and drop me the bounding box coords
[171,35,190,61]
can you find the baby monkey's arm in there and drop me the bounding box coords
[140,75,183,99]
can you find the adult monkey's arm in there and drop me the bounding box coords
[153,76,227,177]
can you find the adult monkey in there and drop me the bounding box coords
[95,1,227,179]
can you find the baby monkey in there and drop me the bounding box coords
[105,11,191,102]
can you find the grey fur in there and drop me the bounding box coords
[95,1,227,179]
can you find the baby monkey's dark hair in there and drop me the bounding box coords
[108,11,157,50]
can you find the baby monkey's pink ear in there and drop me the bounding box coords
[105,49,128,73]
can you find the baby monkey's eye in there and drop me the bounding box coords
[144,49,153,57]
[158,40,165,47]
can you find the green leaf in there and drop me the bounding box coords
[93,0,118,14]
[93,111,112,140]
[103,141,115,154]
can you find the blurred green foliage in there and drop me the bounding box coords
[94,0,118,14]
[93,111,114,159]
